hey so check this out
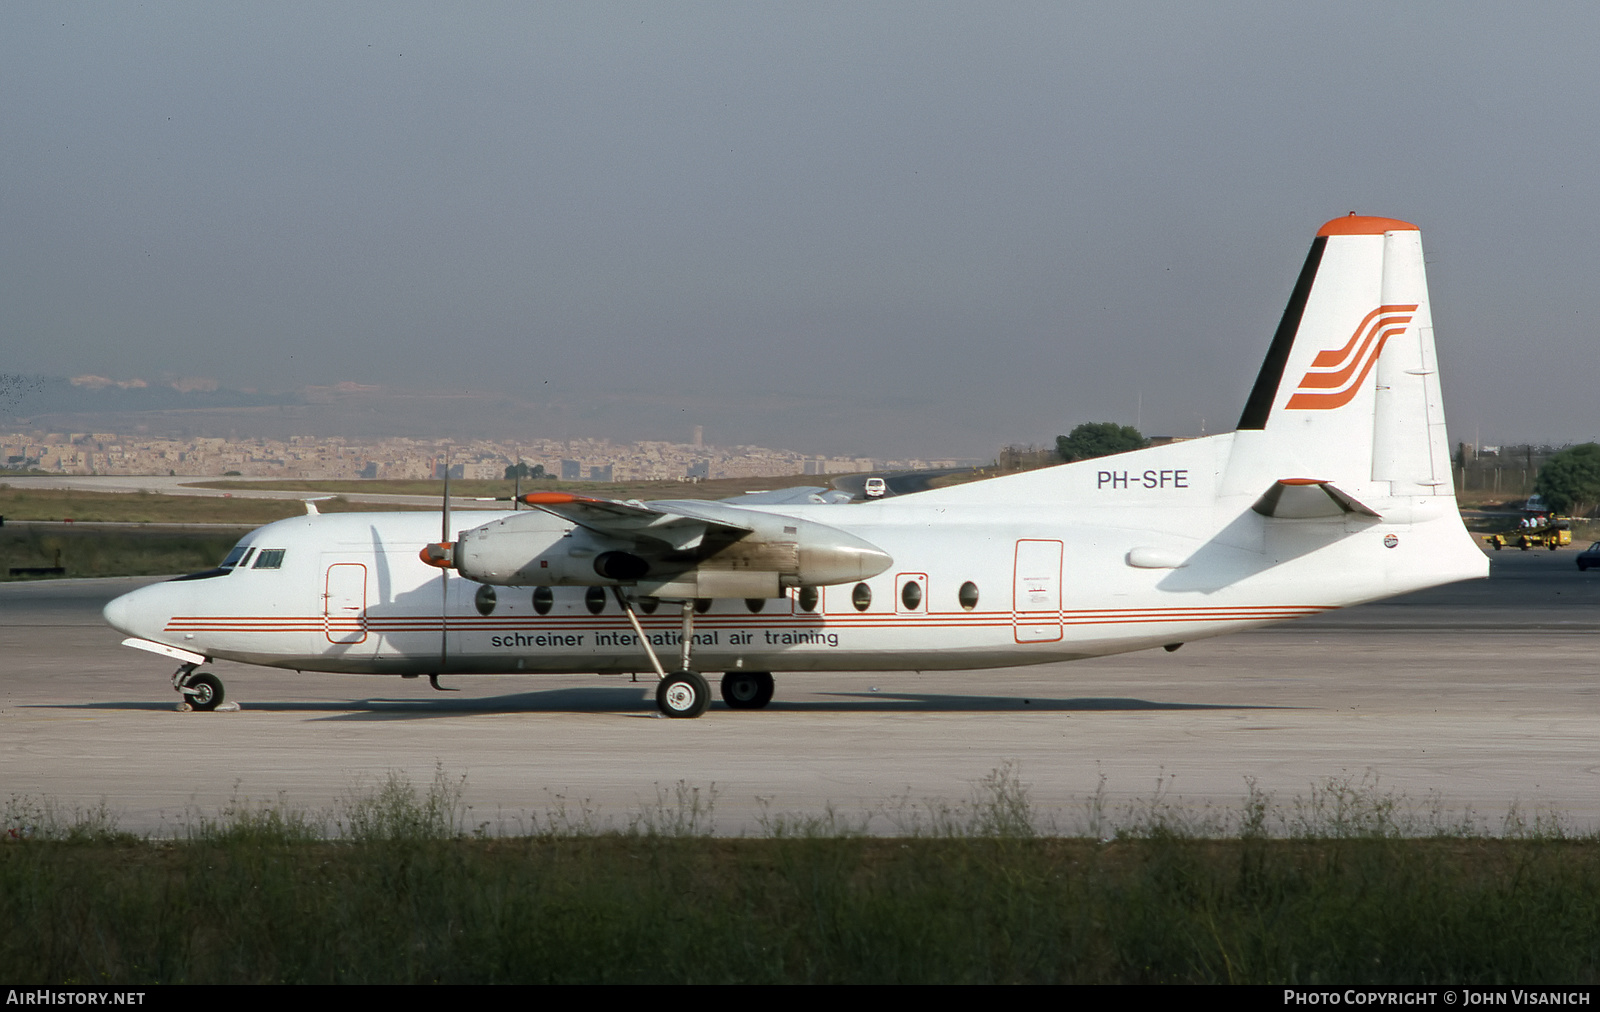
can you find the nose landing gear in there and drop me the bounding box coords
[172,663,225,711]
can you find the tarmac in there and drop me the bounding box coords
[3,546,1597,836]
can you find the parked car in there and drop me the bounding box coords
[1577,542,1600,571]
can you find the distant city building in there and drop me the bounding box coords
[0,427,980,483]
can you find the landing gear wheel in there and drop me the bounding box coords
[184,672,224,711]
[720,671,775,710]
[656,671,710,718]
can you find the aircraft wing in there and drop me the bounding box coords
[520,492,754,552]
[720,486,853,505]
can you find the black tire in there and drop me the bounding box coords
[185,672,224,711]
[720,671,775,710]
[656,671,710,718]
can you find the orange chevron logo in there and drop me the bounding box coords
[1284,304,1417,410]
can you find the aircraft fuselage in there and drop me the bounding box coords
[102,433,1482,678]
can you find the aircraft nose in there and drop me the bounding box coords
[103,584,161,639]
[102,590,134,635]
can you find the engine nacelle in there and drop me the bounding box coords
[453,504,891,596]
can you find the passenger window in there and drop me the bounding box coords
[252,549,286,569]
[585,586,607,615]
[532,586,554,615]
[797,587,819,613]
[637,596,660,615]
[694,598,712,614]
[959,581,979,611]
[745,598,765,613]
[475,584,497,616]
[900,581,922,610]
[852,583,872,612]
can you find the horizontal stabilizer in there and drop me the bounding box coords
[1251,479,1382,520]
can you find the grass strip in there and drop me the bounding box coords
[3,771,1598,984]
[0,486,427,525]
[1,526,249,580]
[4,834,1598,984]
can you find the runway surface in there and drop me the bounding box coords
[4,546,1598,835]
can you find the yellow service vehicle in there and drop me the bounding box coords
[1484,517,1572,551]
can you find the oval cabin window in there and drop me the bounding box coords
[901,580,922,610]
[532,586,554,615]
[474,584,497,616]
[958,581,979,611]
[852,583,872,612]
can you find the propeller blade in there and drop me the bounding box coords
[441,447,452,544]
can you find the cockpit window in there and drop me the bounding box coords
[174,542,253,581]
[219,545,253,569]
[252,549,286,569]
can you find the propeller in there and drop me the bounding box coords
[419,448,456,568]
[438,448,451,674]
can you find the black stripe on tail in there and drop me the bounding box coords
[1237,235,1327,430]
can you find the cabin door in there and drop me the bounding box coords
[323,562,369,644]
[1012,540,1063,643]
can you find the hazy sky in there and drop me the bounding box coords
[4,3,1598,457]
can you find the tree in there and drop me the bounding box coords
[1055,423,1148,463]
[504,462,547,480]
[1533,443,1600,516]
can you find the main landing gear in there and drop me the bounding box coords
[172,663,225,711]
[611,590,776,718]
[656,670,711,718]
[719,670,775,710]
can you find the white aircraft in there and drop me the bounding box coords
[103,214,1488,717]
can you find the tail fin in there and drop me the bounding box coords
[1228,214,1452,499]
